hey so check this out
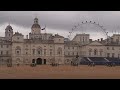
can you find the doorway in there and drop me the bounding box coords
[36,58,42,65]
[44,59,46,64]
[32,59,35,63]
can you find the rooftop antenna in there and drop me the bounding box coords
[115,30,116,34]
[8,16,10,25]
[44,24,46,33]
[35,12,38,18]
[117,26,119,34]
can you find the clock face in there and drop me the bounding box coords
[9,30,10,32]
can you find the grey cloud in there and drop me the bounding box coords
[0,11,120,34]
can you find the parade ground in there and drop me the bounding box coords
[0,65,120,79]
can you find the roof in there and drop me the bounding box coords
[5,25,13,30]
[31,24,41,28]
[64,41,81,46]
[24,39,54,44]
[13,32,23,36]
[54,34,64,38]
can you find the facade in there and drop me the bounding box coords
[0,17,120,65]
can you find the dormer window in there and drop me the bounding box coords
[17,51,19,54]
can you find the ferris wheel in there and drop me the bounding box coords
[68,21,109,40]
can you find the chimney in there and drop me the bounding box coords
[26,35,28,39]
[98,39,99,41]
[101,38,103,41]
[89,39,92,42]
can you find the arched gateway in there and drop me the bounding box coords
[36,58,42,65]
[32,58,46,65]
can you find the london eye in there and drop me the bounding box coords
[68,21,109,41]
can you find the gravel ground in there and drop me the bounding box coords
[0,65,120,79]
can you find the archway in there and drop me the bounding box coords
[36,58,42,65]
[44,59,46,64]
[32,59,35,63]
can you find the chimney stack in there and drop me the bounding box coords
[98,39,99,41]
[26,35,28,39]
[89,39,92,42]
[101,38,103,41]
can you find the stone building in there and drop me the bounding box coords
[0,17,120,65]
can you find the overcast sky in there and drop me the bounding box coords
[0,11,120,40]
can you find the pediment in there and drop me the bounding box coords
[88,41,103,46]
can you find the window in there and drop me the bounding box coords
[107,47,109,50]
[26,52,28,55]
[68,52,70,55]
[32,49,35,54]
[112,47,114,50]
[6,51,8,55]
[83,37,84,42]
[1,59,3,62]
[77,52,78,55]
[86,37,87,42]
[100,51,102,56]
[1,51,3,55]
[73,47,74,49]
[59,39,60,41]
[38,51,40,54]
[15,46,21,55]
[6,45,9,48]
[16,58,20,64]
[17,37,19,40]
[17,51,19,54]
[118,54,120,58]
[44,49,46,55]
[94,49,98,55]
[72,52,74,55]
[1,45,3,48]
[89,49,92,56]
[57,47,62,55]
[107,53,110,57]
[99,49,103,56]
[50,52,52,56]
[68,47,70,49]
[80,37,81,41]
[50,49,52,56]
[7,59,10,63]
[37,47,42,55]
[112,53,115,58]
[67,59,69,62]
[26,45,28,47]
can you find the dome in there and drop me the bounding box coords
[34,17,38,20]
[6,25,13,30]
[31,24,41,28]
